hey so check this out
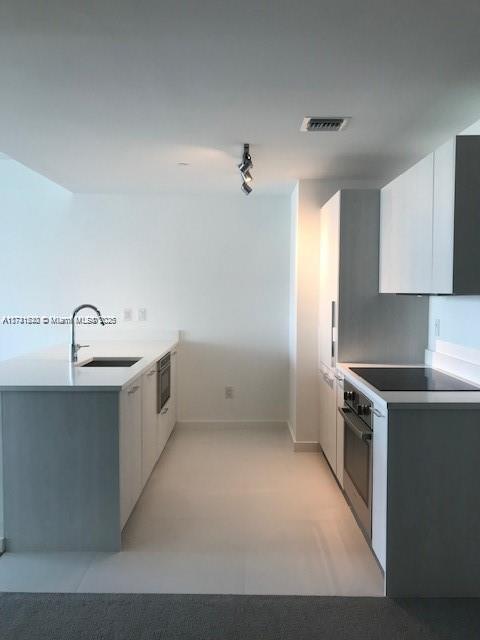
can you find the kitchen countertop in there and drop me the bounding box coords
[0,340,177,391]
[338,363,480,409]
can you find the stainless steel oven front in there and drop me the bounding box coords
[157,353,171,413]
[339,380,373,540]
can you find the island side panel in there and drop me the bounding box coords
[0,395,4,551]
[386,405,480,596]
[2,390,120,551]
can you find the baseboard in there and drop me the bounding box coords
[176,420,288,430]
[175,420,319,451]
[287,421,319,452]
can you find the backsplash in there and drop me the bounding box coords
[426,339,480,386]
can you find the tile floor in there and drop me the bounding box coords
[0,424,384,595]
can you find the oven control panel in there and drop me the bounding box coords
[343,380,373,429]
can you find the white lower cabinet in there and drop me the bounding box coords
[157,349,177,458]
[141,365,158,486]
[167,349,177,437]
[156,407,169,457]
[119,380,142,529]
[318,365,337,474]
[334,374,345,488]
[120,350,178,530]
[371,406,388,572]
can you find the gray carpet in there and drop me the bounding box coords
[0,593,479,639]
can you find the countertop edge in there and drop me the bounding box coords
[0,386,123,392]
[0,340,178,391]
[337,362,480,409]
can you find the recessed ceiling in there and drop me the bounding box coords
[1,1,480,194]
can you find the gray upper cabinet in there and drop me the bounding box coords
[380,135,480,295]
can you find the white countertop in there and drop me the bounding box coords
[0,340,178,391]
[338,363,480,409]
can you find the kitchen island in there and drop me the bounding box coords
[0,340,178,552]
[337,363,480,597]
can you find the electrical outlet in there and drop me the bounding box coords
[123,308,133,322]
[138,308,147,321]
[434,319,441,337]
[225,386,234,400]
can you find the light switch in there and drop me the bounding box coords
[138,308,147,321]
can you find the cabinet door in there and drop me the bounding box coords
[166,350,177,438]
[380,154,434,293]
[318,367,337,473]
[119,389,130,529]
[372,406,388,572]
[129,382,143,506]
[157,406,169,458]
[142,367,158,485]
[119,380,142,529]
[318,193,340,367]
[335,374,345,487]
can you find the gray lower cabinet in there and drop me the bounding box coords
[379,403,480,596]
[2,390,121,552]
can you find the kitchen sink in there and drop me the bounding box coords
[79,357,141,367]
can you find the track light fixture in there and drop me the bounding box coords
[239,143,253,195]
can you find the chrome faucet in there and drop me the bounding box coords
[70,304,105,363]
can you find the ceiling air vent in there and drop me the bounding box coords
[300,117,350,132]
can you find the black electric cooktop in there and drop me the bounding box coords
[350,367,480,392]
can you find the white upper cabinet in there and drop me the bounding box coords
[380,154,434,294]
[380,135,480,295]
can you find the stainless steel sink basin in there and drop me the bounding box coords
[79,357,141,367]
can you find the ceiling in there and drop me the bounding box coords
[1,0,480,194]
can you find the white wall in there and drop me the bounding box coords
[0,165,291,422]
[288,185,299,436]
[0,158,72,358]
[428,117,480,356]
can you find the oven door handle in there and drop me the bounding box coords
[338,407,372,442]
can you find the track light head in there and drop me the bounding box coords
[239,143,253,195]
[241,181,253,195]
[238,159,252,174]
[242,169,253,184]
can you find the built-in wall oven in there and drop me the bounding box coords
[338,380,373,540]
[157,353,171,413]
